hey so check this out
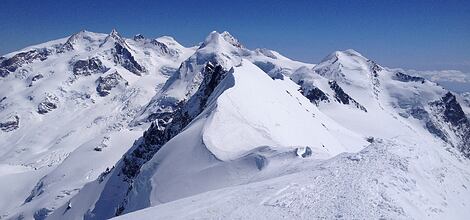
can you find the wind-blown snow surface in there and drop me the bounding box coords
[114,139,470,220]
[1,30,470,220]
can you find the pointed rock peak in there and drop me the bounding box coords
[110,28,120,37]
[133,34,145,41]
[200,31,244,49]
[101,28,127,47]
[106,29,124,41]
[220,31,243,48]
[108,29,125,42]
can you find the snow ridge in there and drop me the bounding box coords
[1,31,470,220]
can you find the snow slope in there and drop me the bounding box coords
[1,30,470,220]
[123,60,367,210]
[115,138,470,220]
[0,29,196,219]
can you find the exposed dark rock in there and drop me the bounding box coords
[113,43,146,75]
[408,107,448,142]
[302,147,312,158]
[121,101,185,181]
[98,167,114,183]
[254,155,268,170]
[256,48,277,59]
[33,208,52,220]
[221,31,244,48]
[366,137,375,143]
[437,92,468,127]
[28,74,44,87]
[296,146,312,158]
[96,71,128,97]
[31,74,44,82]
[37,94,59,114]
[425,120,449,142]
[0,115,19,132]
[394,72,425,83]
[430,92,470,157]
[72,57,108,76]
[409,107,427,120]
[367,60,383,77]
[270,69,286,80]
[150,39,178,56]
[253,61,276,73]
[58,41,74,53]
[252,61,285,79]
[24,181,45,204]
[188,62,228,114]
[90,63,233,218]
[133,34,145,41]
[0,49,50,77]
[328,81,367,112]
[297,80,329,105]
[121,62,228,181]
[58,31,87,52]
[0,68,9,77]
[145,96,181,123]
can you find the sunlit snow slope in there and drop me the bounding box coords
[1,30,469,220]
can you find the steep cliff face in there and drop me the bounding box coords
[84,60,231,219]
[430,92,470,156]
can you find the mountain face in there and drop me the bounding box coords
[1,31,469,220]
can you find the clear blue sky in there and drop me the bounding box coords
[1,0,469,72]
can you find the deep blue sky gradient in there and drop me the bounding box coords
[1,0,469,72]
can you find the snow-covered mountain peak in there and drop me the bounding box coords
[155,36,184,48]
[200,31,244,50]
[2,30,470,220]
[110,28,120,37]
[341,49,365,58]
[320,49,365,62]
[319,49,369,68]
[220,31,244,48]
[63,30,107,51]
[133,34,145,41]
[312,49,383,87]
[100,29,127,48]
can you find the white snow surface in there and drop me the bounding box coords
[203,60,365,161]
[0,29,196,219]
[1,30,469,220]
[115,138,470,220]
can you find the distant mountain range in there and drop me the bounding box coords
[1,30,469,220]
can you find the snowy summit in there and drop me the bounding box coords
[0,30,469,220]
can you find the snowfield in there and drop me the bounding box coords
[114,139,470,220]
[1,30,469,220]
